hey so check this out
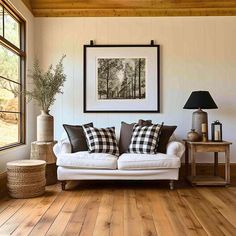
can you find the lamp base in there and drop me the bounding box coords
[192,109,208,140]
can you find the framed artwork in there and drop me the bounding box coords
[83,44,160,113]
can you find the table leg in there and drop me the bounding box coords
[190,146,196,177]
[214,152,218,176]
[185,143,189,177]
[225,146,230,184]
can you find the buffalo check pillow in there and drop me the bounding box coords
[83,125,119,156]
[128,123,163,154]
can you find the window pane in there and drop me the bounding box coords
[0,5,3,36]
[0,112,19,147]
[4,9,20,48]
[0,45,20,82]
[0,78,19,112]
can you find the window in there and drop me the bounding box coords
[0,0,25,150]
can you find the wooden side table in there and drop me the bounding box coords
[30,141,57,185]
[31,141,57,164]
[184,141,232,186]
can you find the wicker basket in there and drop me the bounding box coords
[7,160,46,199]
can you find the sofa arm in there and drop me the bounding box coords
[166,141,185,158]
[53,141,72,157]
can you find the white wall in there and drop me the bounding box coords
[0,0,36,172]
[34,17,236,163]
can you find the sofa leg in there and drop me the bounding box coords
[169,180,174,190]
[61,181,67,191]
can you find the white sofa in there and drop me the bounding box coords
[53,134,185,190]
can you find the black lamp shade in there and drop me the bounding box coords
[183,91,218,109]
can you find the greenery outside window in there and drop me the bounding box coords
[0,0,26,150]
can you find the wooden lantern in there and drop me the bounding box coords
[211,120,222,142]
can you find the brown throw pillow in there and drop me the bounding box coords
[138,119,152,126]
[156,125,177,153]
[119,122,135,154]
[63,123,93,153]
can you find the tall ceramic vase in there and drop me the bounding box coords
[37,110,54,142]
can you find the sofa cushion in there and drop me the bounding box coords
[118,153,180,170]
[57,152,117,169]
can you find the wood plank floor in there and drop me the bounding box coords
[0,181,236,236]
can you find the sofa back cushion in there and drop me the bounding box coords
[128,124,163,154]
[83,126,119,156]
[63,123,93,153]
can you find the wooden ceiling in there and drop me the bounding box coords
[21,0,236,17]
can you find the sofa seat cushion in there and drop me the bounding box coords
[118,153,180,170]
[56,151,117,169]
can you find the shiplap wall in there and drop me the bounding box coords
[34,17,236,163]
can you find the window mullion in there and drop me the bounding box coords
[0,36,25,56]
[0,76,21,85]
[2,5,4,37]
[0,111,21,114]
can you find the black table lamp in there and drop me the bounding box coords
[183,91,218,139]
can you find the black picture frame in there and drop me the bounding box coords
[83,44,160,113]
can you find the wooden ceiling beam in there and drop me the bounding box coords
[21,0,236,17]
[32,8,236,17]
[30,0,236,10]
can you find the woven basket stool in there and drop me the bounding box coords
[7,160,46,199]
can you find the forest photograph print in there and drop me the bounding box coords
[97,58,146,100]
[84,44,159,112]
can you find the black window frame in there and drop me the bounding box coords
[0,0,26,151]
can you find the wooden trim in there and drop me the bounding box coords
[20,0,33,13]
[0,171,7,197]
[0,0,26,151]
[0,142,25,151]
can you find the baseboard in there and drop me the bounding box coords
[0,172,7,197]
[0,164,235,195]
[179,163,236,180]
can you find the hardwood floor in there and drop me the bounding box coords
[0,181,236,236]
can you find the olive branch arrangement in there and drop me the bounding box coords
[1,55,67,112]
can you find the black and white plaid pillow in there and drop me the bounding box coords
[128,123,163,154]
[83,126,119,156]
